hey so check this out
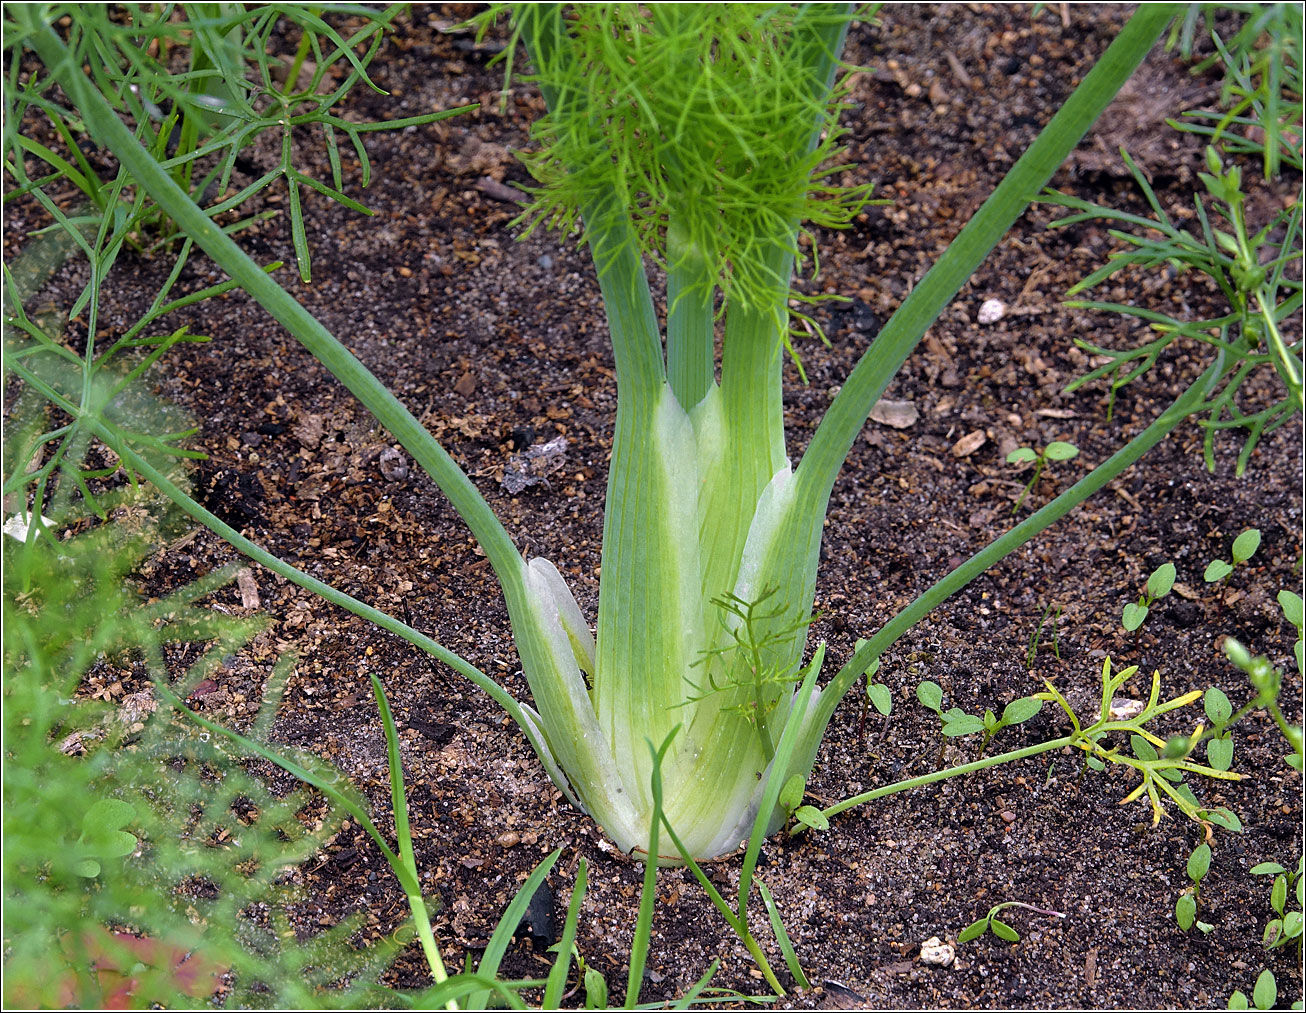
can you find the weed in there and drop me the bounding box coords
[1167,3,1303,179]
[1123,562,1177,634]
[916,680,1046,754]
[1006,440,1079,513]
[1176,842,1216,933]
[1025,602,1063,670]
[1206,528,1263,615]
[958,899,1067,944]
[1229,968,1299,1010]
[1045,145,1302,459]
[1251,855,1304,949]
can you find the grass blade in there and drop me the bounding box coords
[669,960,720,1010]
[755,877,810,991]
[467,849,563,1010]
[543,858,587,1009]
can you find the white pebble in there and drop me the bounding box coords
[978,298,1006,325]
[920,936,955,967]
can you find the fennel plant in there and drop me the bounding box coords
[10,3,1211,868]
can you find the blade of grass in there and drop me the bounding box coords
[667,960,721,1011]
[371,675,450,991]
[625,734,672,1005]
[467,849,563,1011]
[151,679,410,888]
[755,877,809,991]
[543,858,587,1010]
[738,643,824,915]
[647,737,785,998]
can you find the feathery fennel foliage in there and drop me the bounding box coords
[2,504,402,1008]
[505,4,873,321]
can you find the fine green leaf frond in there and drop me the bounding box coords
[2,495,401,1008]
[502,4,873,315]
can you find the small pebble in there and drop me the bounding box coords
[869,398,920,429]
[378,446,409,482]
[496,831,521,848]
[977,298,1006,324]
[920,936,955,967]
[1001,810,1017,823]
[538,254,554,270]
[1109,698,1145,720]
[951,429,988,457]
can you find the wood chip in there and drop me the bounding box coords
[454,371,477,396]
[944,50,972,88]
[293,413,325,449]
[475,177,526,204]
[1036,408,1078,418]
[235,567,260,608]
[1173,582,1202,600]
[869,398,919,429]
[951,430,988,457]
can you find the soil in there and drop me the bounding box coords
[6,4,1303,1010]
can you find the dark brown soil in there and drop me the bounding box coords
[7,4,1303,1009]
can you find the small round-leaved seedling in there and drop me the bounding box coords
[916,680,943,714]
[73,798,139,879]
[1177,843,1214,933]
[1254,968,1277,1009]
[958,899,1064,944]
[778,774,828,832]
[1006,441,1080,513]
[867,682,892,716]
[1204,687,1235,771]
[1205,528,1261,592]
[1123,562,1176,632]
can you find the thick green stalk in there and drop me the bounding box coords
[666,221,716,410]
[756,4,1181,644]
[800,4,1181,502]
[587,208,692,810]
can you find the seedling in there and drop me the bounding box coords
[1042,658,1246,829]
[1122,562,1176,633]
[778,774,829,834]
[916,681,1044,753]
[855,640,891,743]
[1006,441,1079,513]
[1205,527,1262,583]
[71,798,139,879]
[1025,602,1063,670]
[957,900,1066,944]
[1229,969,1298,1011]
[1204,687,1236,772]
[1250,855,1304,950]
[1205,528,1262,613]
[1223,636,1304,771]
[545,939,609,1009]
[1278,588,1304,678]
[1175,841,1215,933]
